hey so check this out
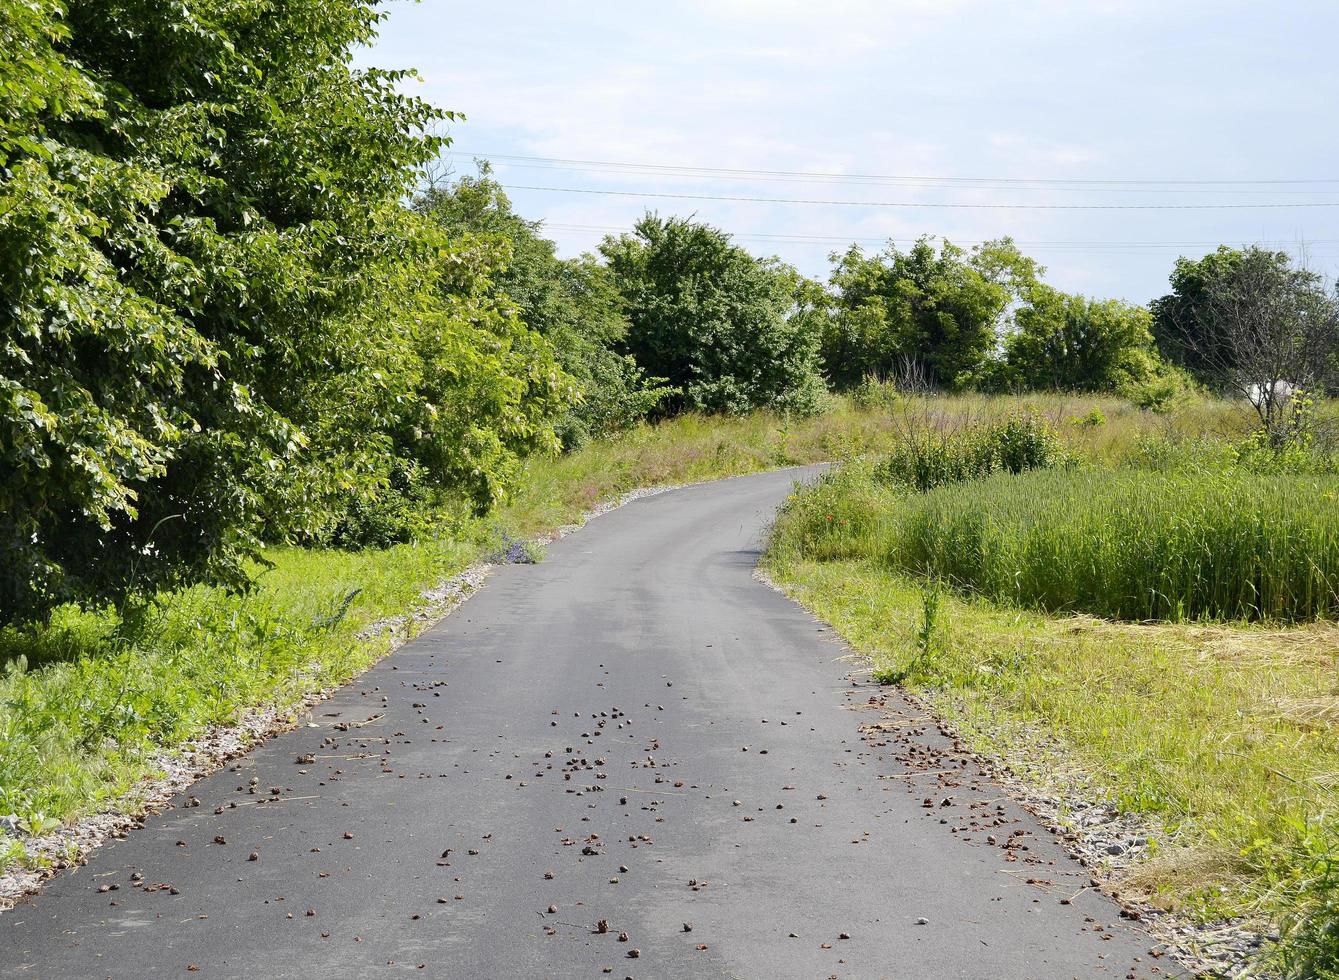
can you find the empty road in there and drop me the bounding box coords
[0,467,1163,979]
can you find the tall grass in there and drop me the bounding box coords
[884,470,1339,623]
[0,392,1287,858]
[764,425,1339,972]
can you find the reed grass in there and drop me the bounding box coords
[887,469,1339,623]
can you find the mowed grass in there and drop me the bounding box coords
[762,556,1339,913]
[764,447,1339,974]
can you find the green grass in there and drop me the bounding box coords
[762,555,1339,908]
[882,469,1339,622]
[0,391,1274,868]
[764,448,1339,975]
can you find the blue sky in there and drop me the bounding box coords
[361,0,1339,303]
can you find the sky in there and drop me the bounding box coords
[360,0,1339,303]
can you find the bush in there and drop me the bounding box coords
[849,376,903,411]
[883,469,1339,622]
[1119,364,1197,414]
[873,411,1070,491]
[326,464,435,550]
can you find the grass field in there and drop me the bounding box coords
[847,468,1339,622]
[763,406,1339,977]
[1,394,983,847]
[4,389,1332,973]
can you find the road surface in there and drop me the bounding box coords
[0,467,1164,979]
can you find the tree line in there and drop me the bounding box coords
[3,0,1337,625]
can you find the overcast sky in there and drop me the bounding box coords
[362,0,1339,303]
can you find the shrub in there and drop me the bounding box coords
[327,464,434,550]
[1119,364,1197,414]
[849,376,903,411]
[873,411,1069,491]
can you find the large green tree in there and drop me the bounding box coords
[1152,246,1339,399]
[1150,246,1256,383]
[820,237,1039,390]
[600,215,825,415]
[415,166,671,447]
[996,287,1160,392]
[0,1,566,622]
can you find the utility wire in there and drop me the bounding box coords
[467,157,1339,196]
[542,221,1338,249]
[506,183,1339,211]
[456,150,1339,187]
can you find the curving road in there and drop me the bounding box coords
[0,467,1164,979]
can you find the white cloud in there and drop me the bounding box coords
[364,0,1339,299]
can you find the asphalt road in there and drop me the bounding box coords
[0,467,1166,979]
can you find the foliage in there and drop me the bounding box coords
[1151,246,1261,383]
[414,166,673,448]
[1271,827,1339,979]
[849,375,903,411]
[1151,246,1339,418]
[820,236,1040,390]
[0,0,570,617]
[995,286,1161,392]
[872,410,1071,491]
[881,469,1339,622]
[1119,363,1198,413]
[600,214,826,416]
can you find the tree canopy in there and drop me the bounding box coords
[819,237,1040,390]
[1152,245,1339,398]
[0,1,568,621]
[415,166,672,448]
[996,287,1160,393]
[600,215,825,416]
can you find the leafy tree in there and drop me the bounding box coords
[600,215,825,415]
[415,166,671,447]
[821,237,1040,390]
[1150,246,1257,382]
[1153,246,1339,436]
[0,1,566,622]
[995,286,1160,392]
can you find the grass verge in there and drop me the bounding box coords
[0,392,1265,871]
[763,458,1339,976]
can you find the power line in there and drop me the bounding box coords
[542,221,1339,248]
[455,150,1339,187]
[463,155,1339,197]
[506,183,1339,211]
[542,222,1339,255]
